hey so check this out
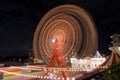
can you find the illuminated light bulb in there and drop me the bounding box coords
[58,77,61,80]
[33,75,35,78]
[67,69,70,72]
[44,76,47,78]
[36,76,39,78]
[102,66,104,68]
[74,69,76,72]
[67,69,69,72]
[35,75,37,78]
[118,47,120,51]
[38,76,41,78]
[71,69,73,72]
[67,77,70,80]
[35,75,38,78]
[79,69,81,71]
[106,66,108,68]
[47,76,49,79]
[41,76,43,78]
[73,69,74,72]
[72,77,75,80]
[50,77,52,79]
[104,66,106,68]
[31,76,34,78]
[54,77,56,80]
[36,76,38,78]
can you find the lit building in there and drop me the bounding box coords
[70,52,106,72]
[28,49,34,63]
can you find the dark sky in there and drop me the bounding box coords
[0,0,120,56]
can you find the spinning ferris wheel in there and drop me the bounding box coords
[33,5,98,64]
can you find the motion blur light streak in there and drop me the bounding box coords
[0,69,31,77]
[33,5,98,63]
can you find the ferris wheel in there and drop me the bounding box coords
[33,5,98,64]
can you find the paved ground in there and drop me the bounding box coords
[0,65,96,80]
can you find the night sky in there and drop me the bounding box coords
[0,0,120,56]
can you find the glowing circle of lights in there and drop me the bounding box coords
[33,5,98,63]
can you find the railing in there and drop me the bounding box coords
[84,63,120,80]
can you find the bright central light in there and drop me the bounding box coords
[51,38,56,43]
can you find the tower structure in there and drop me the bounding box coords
[111,34,120,47]
[46,38,68,79]
[110,34,120,55]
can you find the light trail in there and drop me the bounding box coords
[0,69,31,77]
[33,4,98,63]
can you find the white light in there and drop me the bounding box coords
[47,76,49,79]
[41,76,43,78]
[51,39,56,43]
[72,77,75,80]
[70,57,106,72]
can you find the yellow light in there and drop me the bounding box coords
[67,77,70,80]
[118,47,120,51]
[62,77,64,80]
